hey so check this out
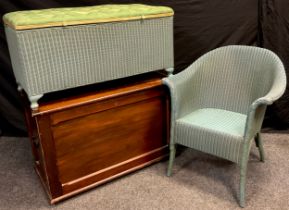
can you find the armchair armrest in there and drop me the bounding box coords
[162,64,201,121]
[244,74,286,140]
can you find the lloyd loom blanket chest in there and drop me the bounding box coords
[4,4,174,109]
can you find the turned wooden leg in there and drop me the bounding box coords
[29,94,43,110]
[17,85,23,92]
[165,67,174,77]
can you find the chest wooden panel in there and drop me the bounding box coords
[23,77,169,203]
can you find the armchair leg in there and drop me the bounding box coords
[167,144,176,177]
[254,133,265,162]
[239,142,251,208]
[239,156,249,208]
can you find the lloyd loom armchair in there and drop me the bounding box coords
[163,45,287,207]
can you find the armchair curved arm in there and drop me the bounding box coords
[244,101,268,141]
[244,73,287,141]
[163,65,202,145]
[162,63,203,122]
[244,55,286,140]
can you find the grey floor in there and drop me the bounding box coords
[0,133,289,210]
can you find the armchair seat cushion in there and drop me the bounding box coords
[175,108,247,163]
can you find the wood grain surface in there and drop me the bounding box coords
[23,75,169,203]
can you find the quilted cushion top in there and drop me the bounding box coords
[3,4,173,30]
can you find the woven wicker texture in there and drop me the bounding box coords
[5,17,173,97]
[176,108,246,163]
[163,45,286,207]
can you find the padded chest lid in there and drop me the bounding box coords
[3,4,174,30]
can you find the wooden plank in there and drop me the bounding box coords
[36,115,63,198]
[33,77,162,116]
[52,97,165,184]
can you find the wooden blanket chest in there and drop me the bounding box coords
[22,75,169,203]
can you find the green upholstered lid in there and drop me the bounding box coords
[3,4,174,30]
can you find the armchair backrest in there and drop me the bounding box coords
[176,45,286,115]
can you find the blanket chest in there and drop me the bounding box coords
[22,75,169,203]
[4,4,174,109]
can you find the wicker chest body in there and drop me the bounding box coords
[4,4,174,109]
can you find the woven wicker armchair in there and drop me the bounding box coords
[163,45,287,207]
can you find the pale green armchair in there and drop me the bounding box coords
[163,45,287,207]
